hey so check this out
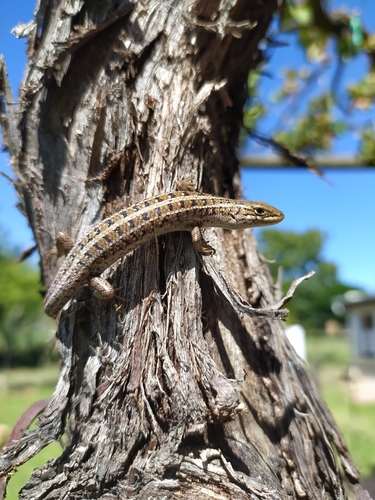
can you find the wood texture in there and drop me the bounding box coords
[0,0,369,498]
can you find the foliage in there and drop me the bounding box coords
[348,71,375,109]
[273,94,346,155]
[0,242,55,366]
[243,0,375,164]
[259,229,358,329]
[243,71,265,130]
[359,128,375,166]
[0,248,42,322]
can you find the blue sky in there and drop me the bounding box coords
[242,168,375,292]
[0,1,374,294]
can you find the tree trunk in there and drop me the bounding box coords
[0,0,369,498]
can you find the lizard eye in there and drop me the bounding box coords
[254,207,265,215]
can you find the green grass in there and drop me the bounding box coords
[306,333,375,478]
[306,333,351,366]
[0,365,61,500]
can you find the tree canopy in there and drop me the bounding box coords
[243,0,375,166]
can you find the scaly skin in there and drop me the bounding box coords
[44,191,284,317]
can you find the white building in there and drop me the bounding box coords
[345,297,375,376]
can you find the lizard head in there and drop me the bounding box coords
[210,200,284,229]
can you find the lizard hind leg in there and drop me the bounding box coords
[46,232,74,266]
[89,277,115,300]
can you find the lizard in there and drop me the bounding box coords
[44,190,284,317]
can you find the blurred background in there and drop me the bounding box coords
[1,0,375,498]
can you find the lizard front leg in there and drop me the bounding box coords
[191,226,215,255]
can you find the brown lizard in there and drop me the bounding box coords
[44,191,284,317]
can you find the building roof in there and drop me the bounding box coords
[345,297,375,310]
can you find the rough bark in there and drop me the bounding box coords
[0,0,370,499]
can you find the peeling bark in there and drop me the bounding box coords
[0,0,370,498]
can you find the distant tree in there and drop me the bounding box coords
[259,229,358,329]
[0,242,53,366]
[0,246,42,321]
